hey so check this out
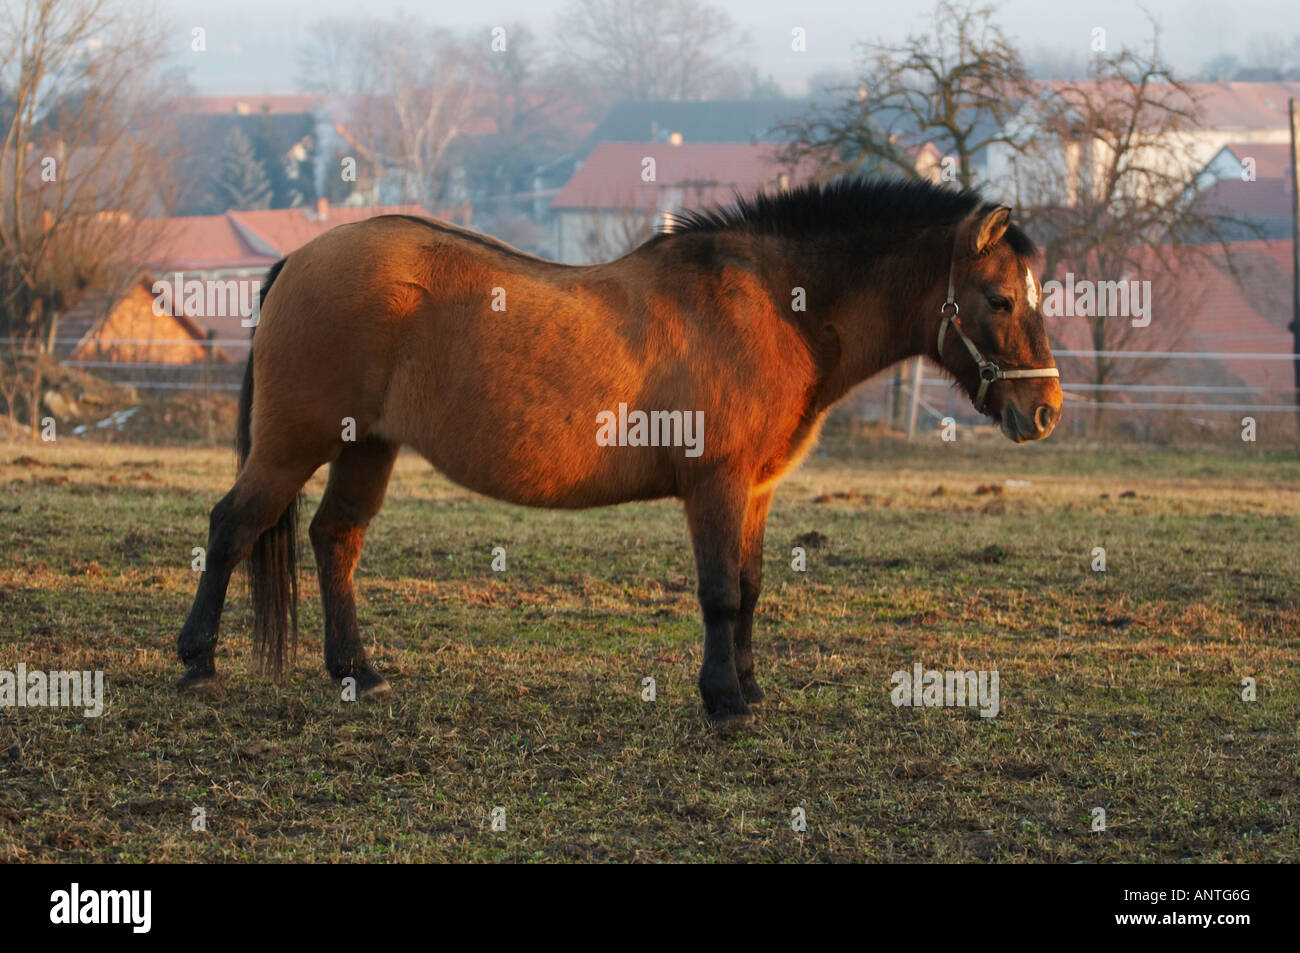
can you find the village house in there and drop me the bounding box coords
[983,81,1300,207]
[549,136,946,265]
[1192,141,1295,239]
[549,142,810,263]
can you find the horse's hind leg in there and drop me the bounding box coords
[177,459,312,693]
[309,435,399,700]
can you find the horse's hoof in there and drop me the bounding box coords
[707,705,755,733]
[176,669,225,701]
[740,678,766,705]
[346,666,394,702]
[359,678,394,703]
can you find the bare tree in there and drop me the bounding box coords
[472,25,582,193]
[295,18,366,97]
[0,0,181,436]
[299,15,479,209]
[779,0,1028,187]
[556,0,748,102]
[1010,35,1251,429]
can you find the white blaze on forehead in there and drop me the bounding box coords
[1025,266,1039,310]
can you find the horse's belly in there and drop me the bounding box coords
[422,439,677,508]
[382,402,678,508]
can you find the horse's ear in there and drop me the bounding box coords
[969,206,1011,255]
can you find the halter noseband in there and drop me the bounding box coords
[936,232,1060,411]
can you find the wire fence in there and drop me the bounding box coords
[5,337,1298,442]
[854,349,1298,444]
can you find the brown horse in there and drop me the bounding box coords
[176,178,1062,728]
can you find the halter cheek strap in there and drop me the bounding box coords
[937,234,1060,411]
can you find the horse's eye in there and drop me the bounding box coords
[986,295,1011,312]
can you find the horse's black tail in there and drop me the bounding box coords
[239,257,300,676]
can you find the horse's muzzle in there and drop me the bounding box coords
[1001,402,1059,443]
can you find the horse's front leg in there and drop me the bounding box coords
[683,474,752,729]
[735,489,772,705]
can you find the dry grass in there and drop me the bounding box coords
[0,435,1297,862]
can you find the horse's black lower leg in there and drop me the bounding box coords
[684,477,751,728]
[309,437,398,700]
[734,490,772,705]
[177,476,297,690]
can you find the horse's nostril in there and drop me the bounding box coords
[1034,404,1055,433]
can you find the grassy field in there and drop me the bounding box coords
[1,431,1297,862]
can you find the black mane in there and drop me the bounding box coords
[662,176,1036,257]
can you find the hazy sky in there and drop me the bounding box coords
[165,0,1298,94]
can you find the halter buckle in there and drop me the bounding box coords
[979,363,1000,383]
[939,300,959,317]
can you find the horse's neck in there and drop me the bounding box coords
[813,324,922,415]
[657,228,941,412]
[795,241,940,413]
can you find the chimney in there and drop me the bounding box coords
[315,197,329,220]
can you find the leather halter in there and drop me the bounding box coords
[936,232,1060,411]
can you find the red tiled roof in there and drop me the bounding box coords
[141,215,273,271]
[1193,83,1300,131]
[139,205,435,271]
[1034,81,1300,132]
[175,94,326,116]
[1219,141,1294,179]
[552,143,806,211]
